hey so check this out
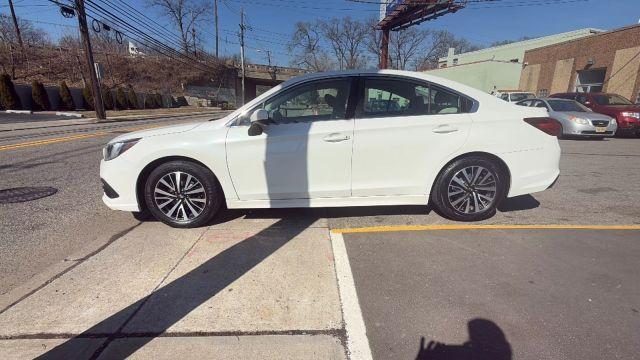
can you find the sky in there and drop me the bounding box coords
[2,0,639,67]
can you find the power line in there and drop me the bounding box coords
[81,0,216,72]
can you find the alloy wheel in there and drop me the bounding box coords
[447,166,497,214]
[153,171,206,221]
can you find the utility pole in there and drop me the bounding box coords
[214,0,219,58]
[191,9,197,58]
[8,0,25,53]
[264,50,272,67]
[239,8,246,106]
[192,26,197,57]
[75,0,106,119]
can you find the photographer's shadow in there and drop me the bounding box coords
[416,318,512,360]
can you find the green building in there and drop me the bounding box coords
[426,28,603,94]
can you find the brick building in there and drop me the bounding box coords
[519,24,640,103]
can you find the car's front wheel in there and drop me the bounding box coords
[144,160,221,228]
[430,156,507,221]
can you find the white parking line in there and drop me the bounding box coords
[330,231,373,360]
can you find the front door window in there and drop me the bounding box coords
[264,79,351,123]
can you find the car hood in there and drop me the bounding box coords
[598,105,640,113]
[552,111,612,120]
[109,122,204,143]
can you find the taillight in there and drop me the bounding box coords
[524,117,562,137]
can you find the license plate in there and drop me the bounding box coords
[595,127,606,133]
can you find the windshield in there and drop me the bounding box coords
[547,100,588,112]
[510,93,535,102]
[593,94,632,106]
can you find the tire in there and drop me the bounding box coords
[131,209,152,221]
[430,156,507,222]
[144,160,222,228]
[558,125,566,140]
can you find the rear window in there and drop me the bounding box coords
[510,93,535,102]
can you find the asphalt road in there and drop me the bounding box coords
[344,229,640,360]
[0,112,228,295]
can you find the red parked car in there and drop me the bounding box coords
[550,92,640,136]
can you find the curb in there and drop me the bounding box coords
[5,110,33,115]
[55,112,84,118]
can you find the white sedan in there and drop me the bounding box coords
[100,70,561,227]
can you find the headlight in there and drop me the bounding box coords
[103,138,140,161]
[621,112,640,119]
[568,116,589,125]
[610,118,617,125]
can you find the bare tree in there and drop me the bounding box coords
[365,18,425,70]
[288,21,334,71]
[414,30,482,70]
[322,17,368,69]
[0,14,48,46]
[147,0,209,53]
[389,28,425,70]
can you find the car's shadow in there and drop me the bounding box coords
[497,194,540,212]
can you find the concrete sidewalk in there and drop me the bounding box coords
[0,216,346,359]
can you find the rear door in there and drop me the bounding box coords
[351,76,474,197]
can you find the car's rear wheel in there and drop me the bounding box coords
[144,160,221,228]
[430,156,507,222]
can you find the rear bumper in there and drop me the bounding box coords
[501,138,561,198]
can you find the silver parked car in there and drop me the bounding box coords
[516,98,616,138]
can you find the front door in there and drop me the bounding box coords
[351,76,473,197]
[226,78,355,201]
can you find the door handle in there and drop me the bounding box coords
[432,125,459,134]
[323,133,351,142]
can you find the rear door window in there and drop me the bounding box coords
[430,86,469,114]
[361,78,429,117]
[358,77,473,118]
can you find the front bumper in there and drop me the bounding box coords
[616,115,639,130]
[100,157,141,212]
[563,121,616,137]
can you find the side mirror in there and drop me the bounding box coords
[250,109,269,123]
[248,109,268,136]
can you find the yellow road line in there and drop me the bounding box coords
[331,224,640,234]
[0,132,109,151]
[0,123,168,152]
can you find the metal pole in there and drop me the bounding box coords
[239,8,245,106]
[75,0,106,119]
[214,0,219,58]
[380,28,389,69]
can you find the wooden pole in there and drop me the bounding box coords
[8,0,25,53]
[214,0,219,58]
[75,0,106,119]
[239,8,245,105]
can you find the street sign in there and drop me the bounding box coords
[94,62,104,80]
